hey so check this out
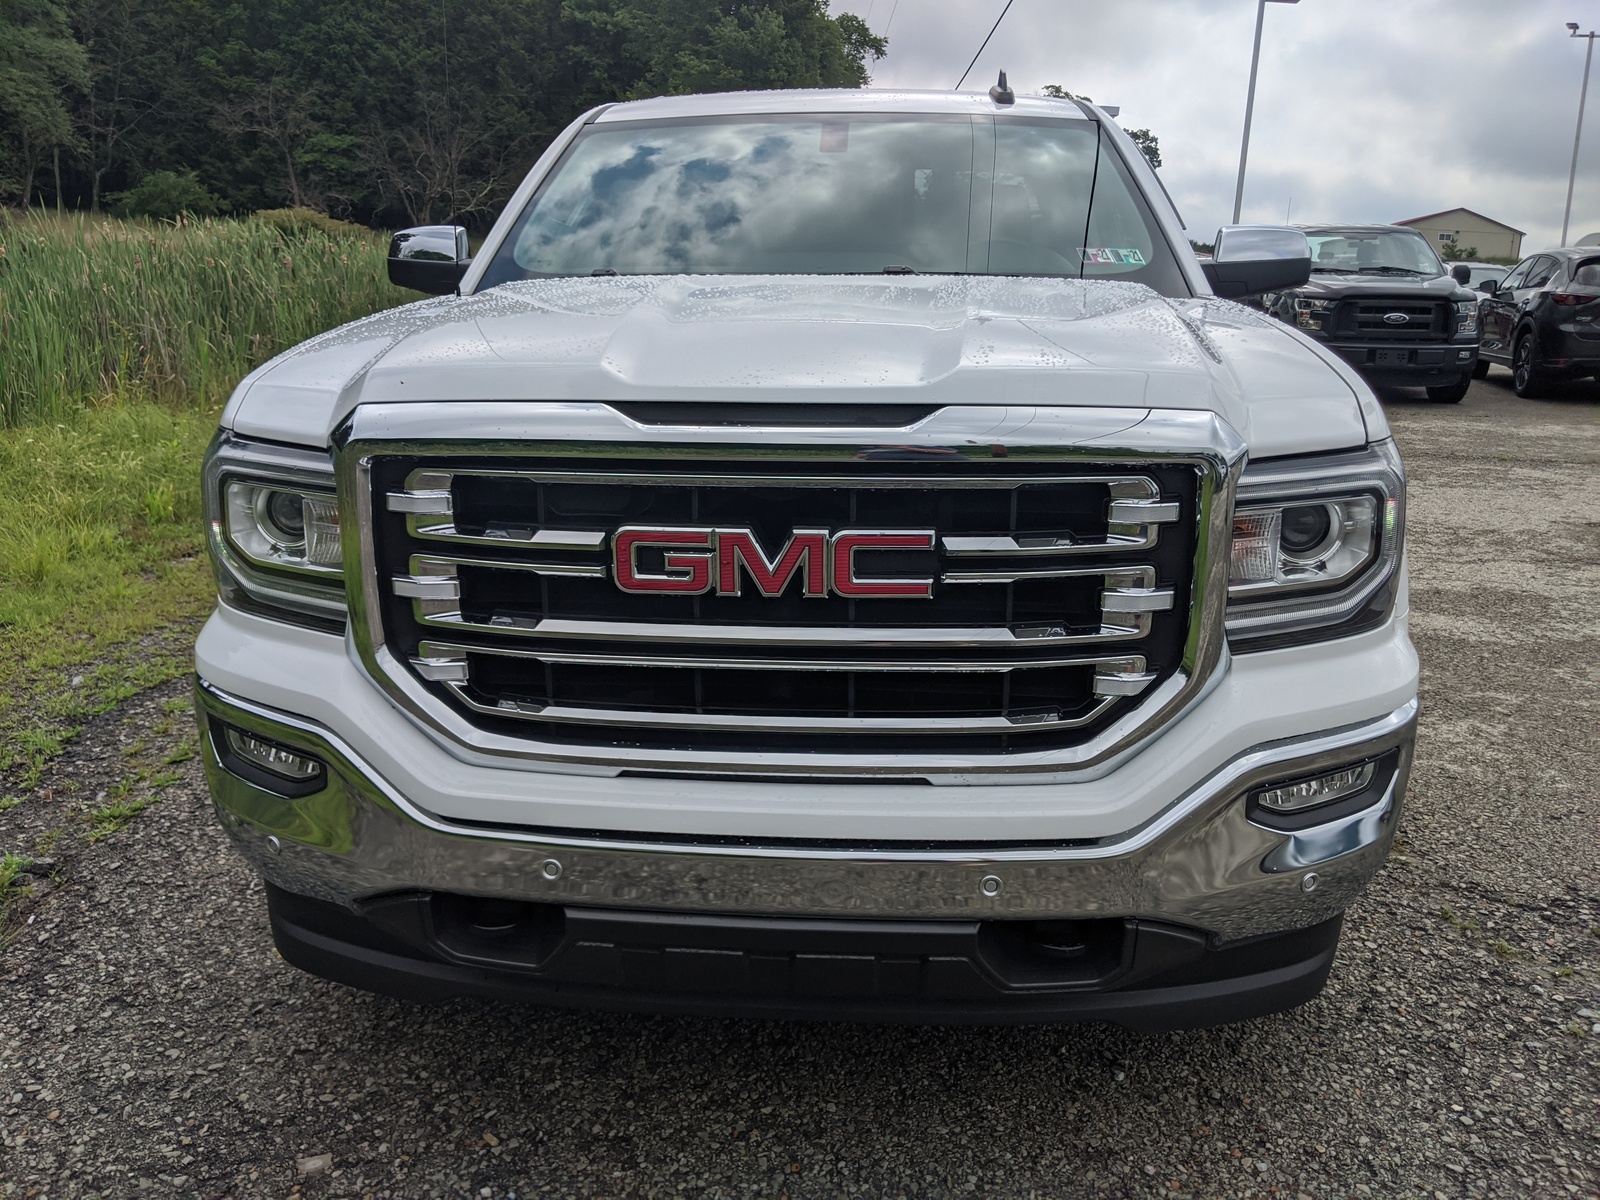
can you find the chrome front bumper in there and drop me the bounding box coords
[197,680,1416,944]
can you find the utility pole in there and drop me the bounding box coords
[1233,0,1301,225]
[1562,23,1597,246]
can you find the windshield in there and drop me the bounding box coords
[476,114,1187,295]
[1305,230,1444,276]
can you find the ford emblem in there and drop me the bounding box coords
[1382,312,1410,325]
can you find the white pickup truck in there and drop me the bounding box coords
[197,87,1417,1030]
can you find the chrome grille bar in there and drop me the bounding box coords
[415,639,1150,675]
[408,615,1156,648]
[395,555,1162,647]
[389,467,1183,557]
[409,637,1141,732]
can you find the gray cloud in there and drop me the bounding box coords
[836,0,1600,250]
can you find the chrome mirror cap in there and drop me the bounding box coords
[388,225,471,295]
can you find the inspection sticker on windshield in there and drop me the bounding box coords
[1079,247,1146,265]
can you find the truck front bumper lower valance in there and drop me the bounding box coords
[196,678,1416,946]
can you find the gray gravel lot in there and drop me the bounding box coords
[3,370,1598,1200]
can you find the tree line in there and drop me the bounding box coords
[0,0,886,228]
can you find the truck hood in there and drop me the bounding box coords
[223,276,1371,457]
[1289,271,1476,303]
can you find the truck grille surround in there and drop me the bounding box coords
[1333,298,1450,341]
[338,404,1244,778]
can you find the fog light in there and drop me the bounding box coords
[1457,349,1474,362]
[1255,761,1375,813]
[223,727,322,782]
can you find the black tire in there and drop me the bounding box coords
[1511,331,1553,398]
[1472,358,1491,380]
[1427,376,1471,403]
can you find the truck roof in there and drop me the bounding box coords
[1292,224,1419,235]
[593,88,1096,123]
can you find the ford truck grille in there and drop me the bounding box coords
[364,455,1200,755]
[1333,298,1449,341]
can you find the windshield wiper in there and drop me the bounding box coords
[590,267,620,276]
[881,265,917,275]
[1311,267,1359,274]
[1358,266,1427,275]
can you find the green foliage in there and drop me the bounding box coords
[568,0,886,97]
[252,206,368,238]
[0,210,408,424]
[23,0,884,227]
[1040,84,1161,168]
[107,168,221,218]
[1439,240,1478,261]
[0,0,89,205]
[1125,128,1161,169]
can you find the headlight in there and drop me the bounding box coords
[1454,299,1479,336]
[204,432,346,628]
[225,483,342,571]
[1292,297,1335,330]
[1226,439,1404,650]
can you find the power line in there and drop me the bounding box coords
[883,0,901,38]
[955,0,1015,90]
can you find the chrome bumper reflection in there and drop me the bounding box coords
[195,679,1416,943]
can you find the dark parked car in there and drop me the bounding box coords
[1262,224,1480,402]
[1476,248,1600,397]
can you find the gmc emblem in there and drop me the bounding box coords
[613,526,936,599]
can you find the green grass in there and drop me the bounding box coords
[0,853,27,891]
[0,211,406,813]
[0,853,33,942]
[0,405,219,798]
[88,795,150,842]
[0,210,408,426]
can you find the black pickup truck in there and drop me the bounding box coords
[1262,224,1481,402]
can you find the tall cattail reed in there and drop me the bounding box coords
[0,211,410,426]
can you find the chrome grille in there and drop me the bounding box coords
[340,403,1243,777]
[370,464,1194,753]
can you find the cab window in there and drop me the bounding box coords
[1496,259,1533,291]
[1522,257,1558,289]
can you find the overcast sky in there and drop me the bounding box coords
[831,0,1600,252]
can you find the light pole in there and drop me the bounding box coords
[1233,0,1300,225]
[1561,23,1597,246]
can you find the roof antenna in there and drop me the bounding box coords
[989,70,1015,105]
[954,0,1015,90]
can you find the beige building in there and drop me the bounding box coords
[1394,208,1524,259]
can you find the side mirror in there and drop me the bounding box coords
[1450,264,1472,286]
[1479,278,1498,296]
[1200,225,1312,299]
[388,225,471,295]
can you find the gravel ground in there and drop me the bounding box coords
[2,371,1598,1200]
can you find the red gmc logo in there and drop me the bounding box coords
[613,526,936,599]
